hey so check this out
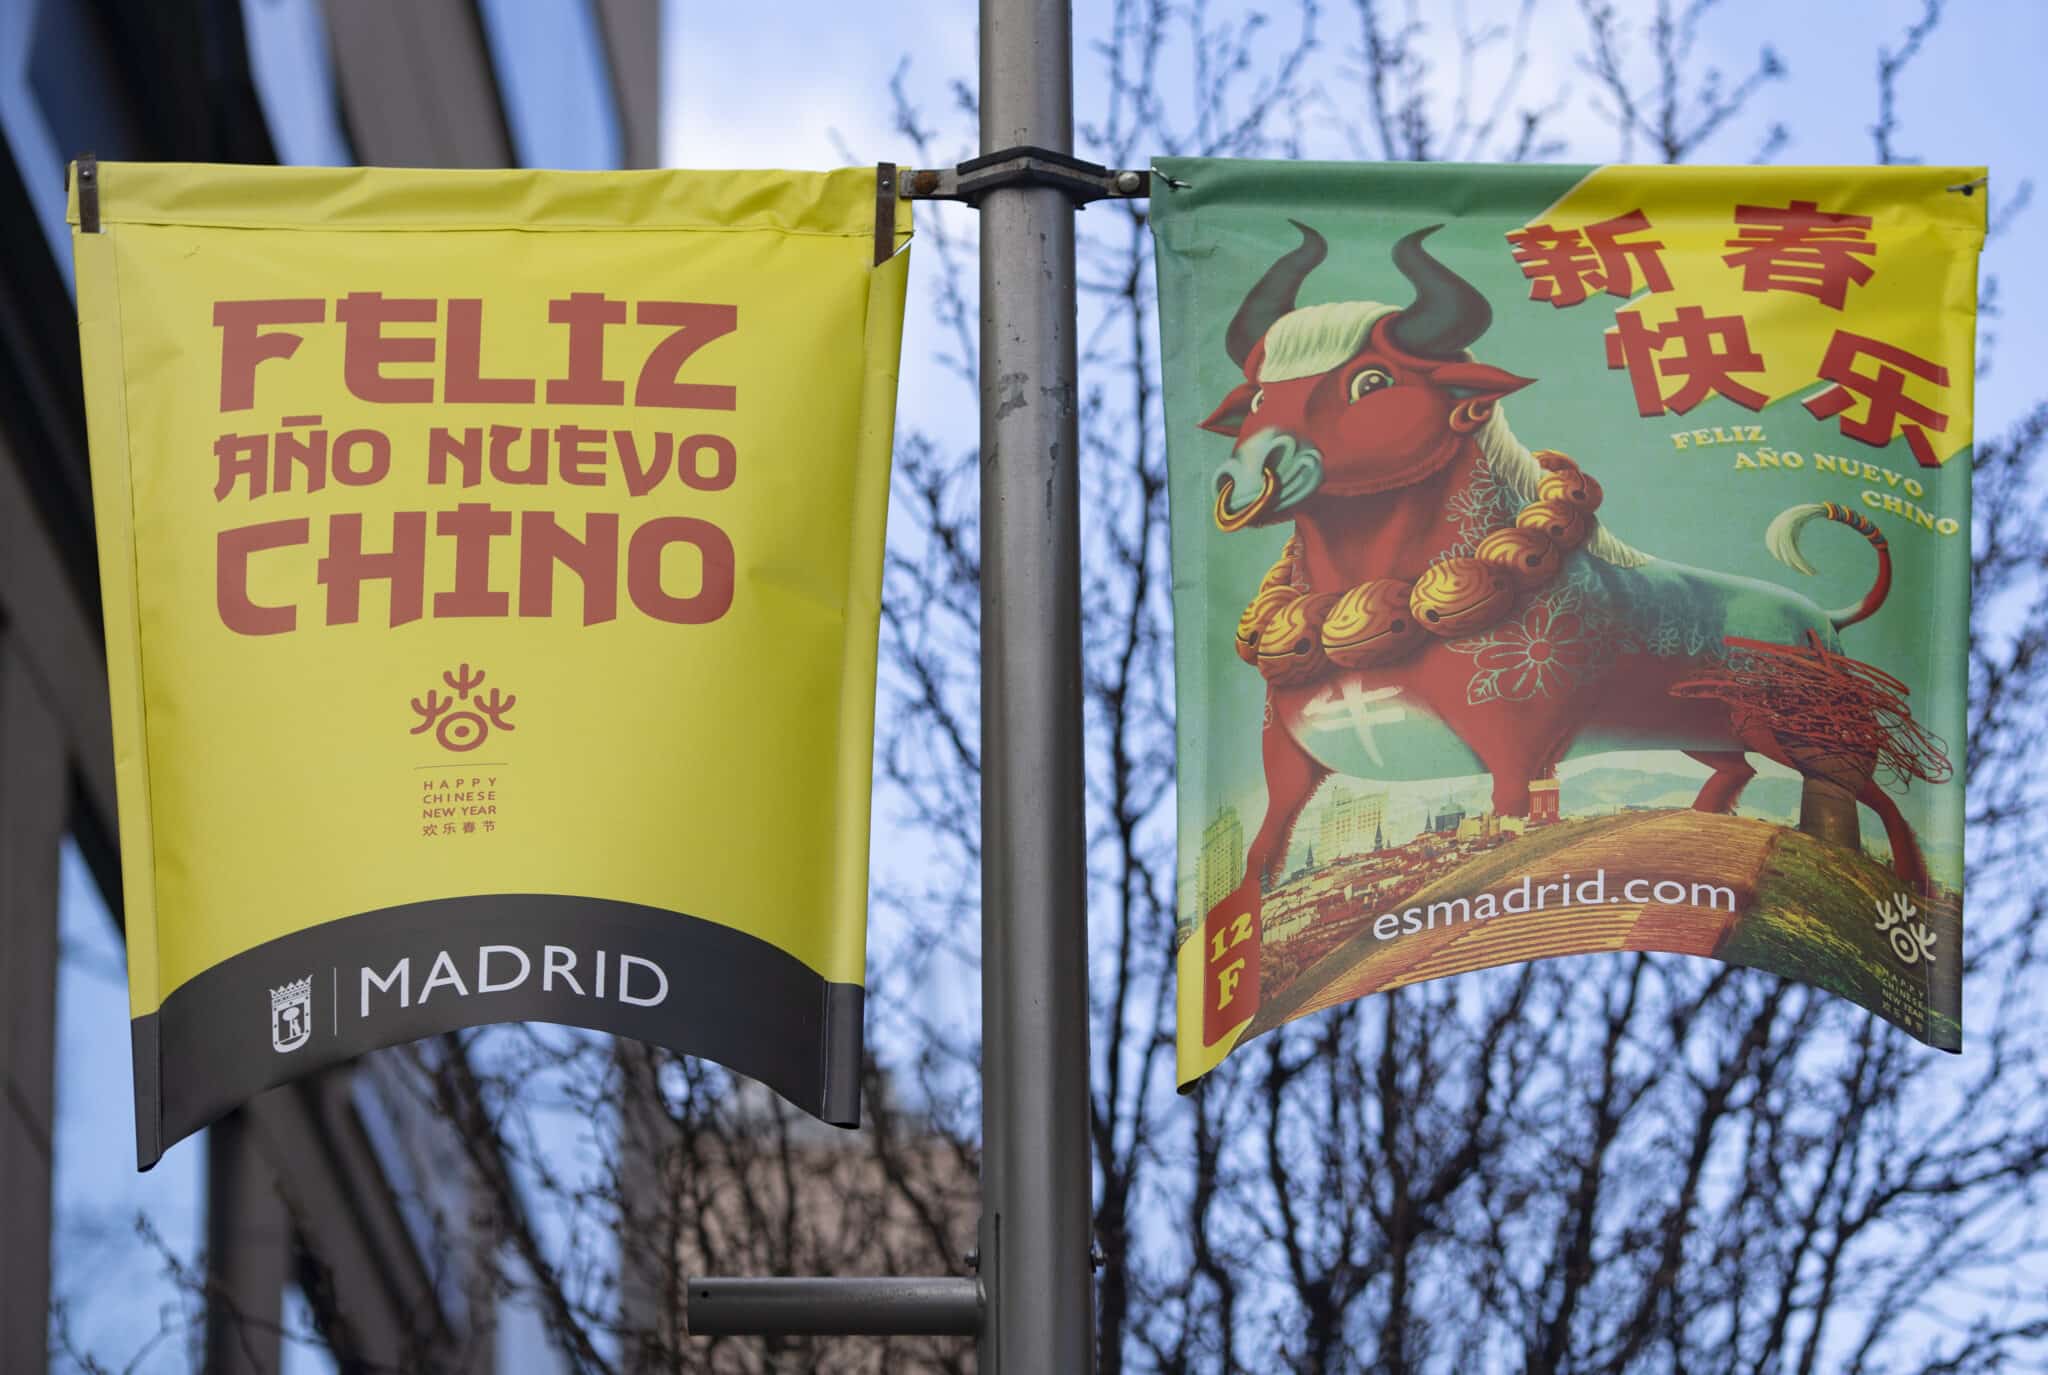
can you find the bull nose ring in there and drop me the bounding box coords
[1215,467,1278,531]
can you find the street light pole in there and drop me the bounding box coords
[976,1,1096,1371]
[686,4,1101,1364]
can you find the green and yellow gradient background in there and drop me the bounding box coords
[1154,159,1982,1077]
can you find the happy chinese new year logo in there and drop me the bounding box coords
[410,663,516,752]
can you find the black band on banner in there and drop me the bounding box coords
[131,1014,161,1168]
[130,894,865,1169]
[875,162,897,265]
[75,153,100,233]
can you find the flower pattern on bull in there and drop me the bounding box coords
[1451,571,1631,704]
[1647,601,1718,658]
[1441,455,1518,557]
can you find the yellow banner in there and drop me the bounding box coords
[70,162,910,1166]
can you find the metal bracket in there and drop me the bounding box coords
[901,146,1148,206]
[688,1276,981,1338]
[75,153,100,234]
[875,161,898,265]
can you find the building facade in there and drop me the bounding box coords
[0,3,656,1371]
[1196,804,1245,917]
[1313,783,1386,863]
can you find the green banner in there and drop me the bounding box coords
[1153,159,1984,1085]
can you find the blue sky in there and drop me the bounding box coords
[665,0,2047,432]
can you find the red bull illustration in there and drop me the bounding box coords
[1154,161,1983,1082]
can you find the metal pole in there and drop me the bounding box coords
[977,1,1095,1372]
[688,1278,981,1337]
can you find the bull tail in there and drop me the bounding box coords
[1764,502,1893,630]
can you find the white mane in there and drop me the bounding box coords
[1477,405,1650,569]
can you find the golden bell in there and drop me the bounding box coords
[1410,557,1513,637]
[1537,468,1603,510]
[1236,583,1299,665]
[1256,593,1336,685]
[1516,497,1592,550]
[1473,526,1561,589]
[1322,578,1424,668]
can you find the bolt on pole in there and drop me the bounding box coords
[976,1,1097,1372]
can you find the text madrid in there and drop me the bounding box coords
[1365,870,1738,941]
[357,944,670,1017]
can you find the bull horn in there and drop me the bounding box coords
[1385,225,1492,359]
[1226,220,1327,367]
